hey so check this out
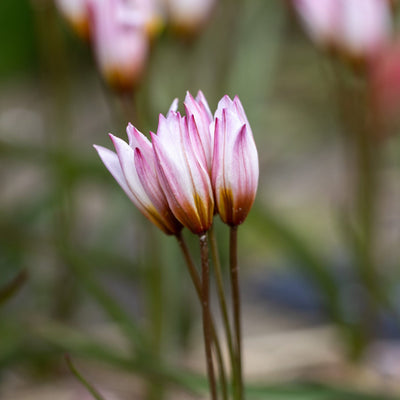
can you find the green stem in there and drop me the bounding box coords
[65,354,106,400]
[199,233,218,400]
[176,233,228,400]
[229,226,244,399]
[209,226,237,397]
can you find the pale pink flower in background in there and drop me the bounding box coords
[184,91,214,172]
[94,125,182,235]
[292,0,391,59]
[152,111,214,235]
[55,0,90,38]
[211,95,258,226]
[339,0,391,58]
[163,0,216,34]
[87,0,149,92]
[122,0,164,38]
[292,0,339,47]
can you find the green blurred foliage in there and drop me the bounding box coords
[0,0,38,78]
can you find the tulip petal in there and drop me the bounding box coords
[93,144,137,204]
[134,148,182,234]
[109,133,154,212]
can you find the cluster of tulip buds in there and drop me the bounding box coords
[94,91,258,235]
[95,91,258,399]
[55,0,217,92]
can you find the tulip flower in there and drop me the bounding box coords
[163,0,216,35]
[152,111,214,235]
[94,125,182,235]
[291,0,338,47]
[211,95,258,226]
[292,0,391,59]
[55,0,90,38]
[87,0,149,92]
[132,0,164,38]
[184,91,214,172]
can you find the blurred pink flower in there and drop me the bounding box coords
[94,125,182,235]
[163,0,216,35]
[370,41,400,123]
[55,0,90,38]
[121,0,164,38]
[211,95,258,226]
[87,0,150,92]
[293,0,391,59]
[152,110,214,235]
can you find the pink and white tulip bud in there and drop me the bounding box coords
[163,0,216,35]
[94,125,182,235]
[152,111,214,235]
[131,0,164,38]
[292,0,391,60]
[55,0,90,39]
[292,0,339,48]
[211,95,258,227]
[184,91,213,172]
[87,0,149,92]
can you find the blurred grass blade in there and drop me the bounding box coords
[0,269,28,306]
[61,249,147,352]
[35,322,207,395]
[65,354,106,400]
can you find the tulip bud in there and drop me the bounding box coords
[184,90,213,172]
[163,0,216,36]
[87,0,150,92]
[211,95,258,226]
[152,111,214,235]
[292,0,391,61]
[94,125,182,235]
[55,0,90,39]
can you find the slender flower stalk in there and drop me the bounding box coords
[199,233,218,400]
[176,233,228,400]
[229,225,243,400]
[209,226,237,397]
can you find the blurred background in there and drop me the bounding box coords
[1,0,400,399]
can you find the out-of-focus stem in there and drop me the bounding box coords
[144,227,164,400]
[199,233,218,400]
[65,354,106,400]
[229,226,244,399]
[209,226,237,397]
[332,65,381,360]
[176,233,227,400]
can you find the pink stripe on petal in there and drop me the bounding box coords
[109,133,154,210]
[126,123,152,155]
